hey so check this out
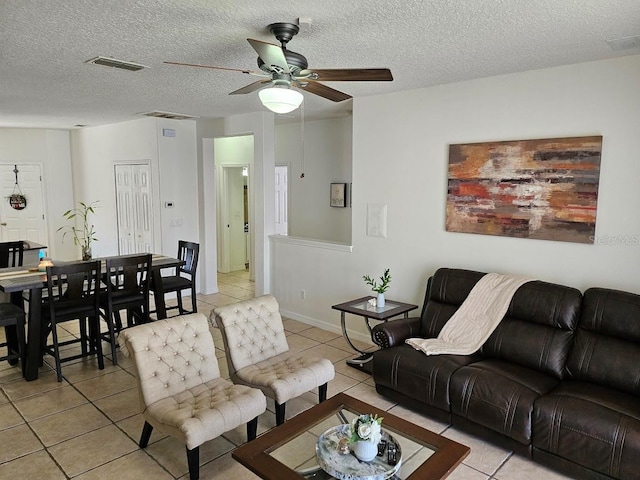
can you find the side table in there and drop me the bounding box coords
[332,296,418,373]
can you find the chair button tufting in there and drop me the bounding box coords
[165,384,168,388]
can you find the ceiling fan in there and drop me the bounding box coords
[165,22,393,113]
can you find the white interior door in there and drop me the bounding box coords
[115,164,153,254]
[275,165,288,235]
[226,167,247,271]
[0,164,47,244]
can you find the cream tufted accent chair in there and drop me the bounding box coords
[212,295,335,425]
[118,313,266,480]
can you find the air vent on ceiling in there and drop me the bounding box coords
[140,111,199,120]
[606,35,640,51]
[86,56,148,71]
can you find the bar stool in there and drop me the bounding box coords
[152,241,199,316]
[0,303,26,366]
[0,241,25,367]
[42,261,104,382]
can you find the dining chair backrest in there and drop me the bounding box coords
[105,253,152,299]
[46,261,101,320]
[0,241,24,268]
[177,241,199,278]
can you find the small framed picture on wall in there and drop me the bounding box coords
[330,183,347,207]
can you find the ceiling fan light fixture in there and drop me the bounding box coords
[258,87,303,114]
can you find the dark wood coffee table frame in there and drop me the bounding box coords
[233,393,469,480]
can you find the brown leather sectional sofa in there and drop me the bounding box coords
[372,268,640,480]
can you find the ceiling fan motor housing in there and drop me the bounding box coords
[257,22,308,74]
[258,50,308,74]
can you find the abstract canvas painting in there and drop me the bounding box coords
[446,136,602,243]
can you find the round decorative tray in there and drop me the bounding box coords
[315,424,402,480]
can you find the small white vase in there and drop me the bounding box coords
[377,293,385,308]
[352,440,378,462]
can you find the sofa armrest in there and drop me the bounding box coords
[372,317,422,348]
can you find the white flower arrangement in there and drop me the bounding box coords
[349,414,383,445]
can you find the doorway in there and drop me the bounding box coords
[0,164,47,244]
[219,165,249,273]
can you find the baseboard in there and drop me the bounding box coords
[279,308,375,346]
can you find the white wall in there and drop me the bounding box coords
[70,117,199,262]
[196,118,225,294]
[224,112,275,295]
[276,116,352,244]
[0,129,74,259]
[272,54,640,344]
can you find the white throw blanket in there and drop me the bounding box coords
[406,273,533,356]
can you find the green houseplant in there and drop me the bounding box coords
[363,268,391,307]
[57,201,99,260]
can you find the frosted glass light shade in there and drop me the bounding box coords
[258,87,304,114]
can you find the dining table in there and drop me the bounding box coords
[0,253,185,381]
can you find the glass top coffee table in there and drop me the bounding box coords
[233,393,469,480]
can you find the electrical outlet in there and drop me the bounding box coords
[300,289,306,300]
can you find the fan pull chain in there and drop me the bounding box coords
[300,100,305,178]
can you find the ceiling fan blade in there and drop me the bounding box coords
[164,61,259,75]
[295,82,352,102]
[247,39,289,73]
[299,68,393,82]
[229,80,272,95]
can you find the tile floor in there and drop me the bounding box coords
[0,270,573,479]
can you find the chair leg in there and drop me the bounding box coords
[247,416,258,441]
[319,383,328,403]
[105,305,119,364]
[50,320,63,382]
[186,446,200,480]
[176,291,184,315]
[79,316,88,356]
[139,421,153,448]
[89,314,104,370]
[191,285,197,313]
[275,402,286,426]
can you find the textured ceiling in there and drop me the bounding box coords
[1,0,639,129]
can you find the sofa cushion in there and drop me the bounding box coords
[533,381,640,479]
[450,359,560,445]
[419,268,485,338]
[481,280,581,379]
[373,344,479,412]
[567,288,640,396]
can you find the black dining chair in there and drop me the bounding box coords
[0,241,26,368]
[42,260,104,382]
[0,241,24,268]
[153,241,199,317]
[100,253,152,364]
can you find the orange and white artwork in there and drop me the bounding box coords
[446,136,602,243]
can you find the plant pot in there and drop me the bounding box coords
[82,246,92,261]
[352,440,378,462]
[377,293,385,308]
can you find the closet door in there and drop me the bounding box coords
[115,164,153,254]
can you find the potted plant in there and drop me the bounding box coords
[349,413,383,461]
[363,268,391,307]
[57,201,99,260]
